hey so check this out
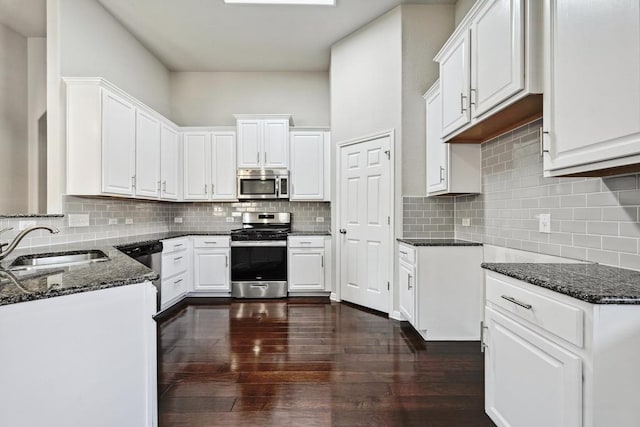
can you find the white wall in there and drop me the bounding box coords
[170,72,330,127]
[455,0,478,27]
[0,23,28,213]
[401,5,455,196]
[28,37,47,213]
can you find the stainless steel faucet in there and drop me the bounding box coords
[0,226,60,261]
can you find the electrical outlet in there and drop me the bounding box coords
[462,218,471,227]
[125,218,133,225]
[68,214,90,227]
[316,217,325,223]
[539,214,551,233]
[18,220,36,230]
[174,217,183,223]
[226,217,235,222]
[108,218,117,225]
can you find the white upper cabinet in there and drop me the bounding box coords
[183,131,237,201]
[471,0,524,117]
[160,125,180,200]
[542,0,640,177]
[235,115,292,169]
[135,110,161,198]
[66,78,181,201]
[211,132,237,200]
[101,90,136,196]
[425,81,481,197]
[439,30,471,137]
[290,131,328,201]
[435,0,542,143]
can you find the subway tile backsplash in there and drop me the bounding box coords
[402,196,455,239]
[453,118,640,270]
[0,197,330,249]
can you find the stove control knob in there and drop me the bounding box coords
[339,229,347,234]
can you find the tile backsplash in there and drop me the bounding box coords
[454,119,640,271]
[0,197,331,249]
[402,196,454,239]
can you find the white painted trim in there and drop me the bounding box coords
[330,292,340,302]
[334,129,396,315]
[389,310,405,321]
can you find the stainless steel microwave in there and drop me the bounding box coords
[237,169,289,200]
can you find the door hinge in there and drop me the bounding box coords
[387,281,390,291]
[384,150,391,159]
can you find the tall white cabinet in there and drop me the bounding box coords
[183,131,237,201]
[289,130,330,201]
[101,90,136,195]
[424,81,481,196]
[235,115,291,169]
[542,0,640,176]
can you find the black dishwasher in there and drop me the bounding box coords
[118,241,163,311]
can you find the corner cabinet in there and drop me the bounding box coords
[424,81,481,196]
[235,115,292,169]
[183,131,237,201]
[192,237,230,293]
[434,0,543,143]
[287,236,331,293]
[542,0,640,177]
[161,237,191,309]
[398,244,416,325]
[66,78,181,200]
[290,130,330,201]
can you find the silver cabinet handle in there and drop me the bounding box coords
[321,255,324,268]
[204,184,208,194]
[439,166,445,182]
[264,152,267,164]
[408,274,413,290]
[501,295,532,310]
[157,181,161,192]
[539,128,550,156]
[162,181,167,192]
[339,229,347,234]
[257,152,260,164]
[132,175,136,188]
[460,93,467,113]
[211,183,215,194]
[480,321,488,352]
[174,256,183,261]
[470,88,477,107]
[225,255,228,267]
[174,279,183,285]
[204,241,218,244]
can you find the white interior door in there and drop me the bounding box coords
[339,136,391,313]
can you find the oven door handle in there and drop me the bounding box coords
[231,241,287,247]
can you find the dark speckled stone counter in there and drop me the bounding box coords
[288,231,331,236]
[397,238,482,246]
[482,263,640,304]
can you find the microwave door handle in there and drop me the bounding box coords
[275,178,280,197]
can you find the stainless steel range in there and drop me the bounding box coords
[230,212,290,298]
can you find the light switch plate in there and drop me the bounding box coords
[68,214,90,227]
[316,217,325,223]
[539,214,551,233]
[125,218,133,225]
[108,218,118,225]
[174,217,183,223]
[462,218,471,227]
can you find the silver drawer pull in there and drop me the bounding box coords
[204,241,218,244]
[399,250,408,255]
[174,257,183,261]
[300,241,312,244]
[174,279,183,285]
[501,295,532,310]
[174,244,184,247]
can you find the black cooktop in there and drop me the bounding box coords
[230,227,289,241]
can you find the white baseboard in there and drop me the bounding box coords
[389,310,405,321]
[330,292,340,302]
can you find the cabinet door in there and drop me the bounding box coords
[290,132,324,200]
[288,249,325,291]
[543,0,640,176]
[425,84,449,195]
[485,307,582,427]
[193,249,230,292]
[237,120,262,168]
[440,30,471,137]
[102,90,136,195]
[263,120,289,168]
[398,260,415,325]
[183,132,210,200]
[211,132,237,201]
[135,110,161,198]
[160,125,179,200]
[471,0,524,117]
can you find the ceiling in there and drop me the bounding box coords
[0,0,46,37]
[97,0,456,72]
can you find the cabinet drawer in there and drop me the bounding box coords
[192,236,230,248]
[288,236,325,248]
[161,273,188,306]
[162,237,189,254]
[398,245,416,264]
[486,272,584,347]
[162,250,188,279]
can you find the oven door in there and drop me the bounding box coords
[237,177,277,199]
[231,241,287,283]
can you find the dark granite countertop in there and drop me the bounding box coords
[0,214,65,218]
[288,231,332,236]
[397,238,482,247]
[482,263,640,304]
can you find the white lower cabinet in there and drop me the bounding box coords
[161,237,191,309]
[192,236,230,293]
[287,236,331,292]
[398,243,483,340]
[484,270,640,427]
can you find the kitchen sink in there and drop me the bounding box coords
[9,250,109,270]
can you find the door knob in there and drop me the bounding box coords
[339,229,347,234]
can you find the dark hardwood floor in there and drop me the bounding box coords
[157,298,495,426]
